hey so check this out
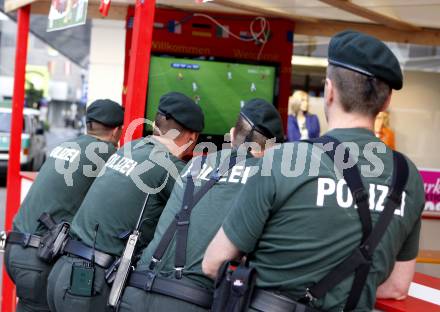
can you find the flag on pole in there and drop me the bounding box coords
[216,25,229,38]
[167,20,182,34]
[99,0,111,17]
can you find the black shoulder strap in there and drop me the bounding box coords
[150,156,207,270]
[149,173,195,269]
[342,151,409,311]
[150,155,238,278]
[300,136,409,311]
[304,136,372,242]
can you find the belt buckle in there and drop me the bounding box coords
[176,219,190,226]
[22,233,31,248]
[303,288,317,303]
[0,231,7,251]
[143,270,156,291]
[358,244,372,262]
[149,257,160,270]
[174,267,183,279]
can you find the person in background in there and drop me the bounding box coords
[4,99,124,312]
[287,90,320,141]
[375,111,396,150]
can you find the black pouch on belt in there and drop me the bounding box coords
[37,212,70,263]
[212,260,257,312]
[70,261,95,297]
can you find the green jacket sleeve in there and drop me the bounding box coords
[396,217,421,261]
[222,171,276,254]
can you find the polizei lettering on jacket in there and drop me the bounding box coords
[105,154,139,177]
[182,163,253,185]
[50,146,80,163]
[316,178,407,217]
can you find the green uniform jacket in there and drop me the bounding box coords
[14,135,116,235]
[137,149,259,290]
[71,137,185,256]
[222,128,425,311]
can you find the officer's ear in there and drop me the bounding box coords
[380,90,392,112]
[176,131,199,159]
[229,127,236,147]
[324,77,334,108]
[111,126,123,147]
[177,129,196,145]
[189,131,199,144]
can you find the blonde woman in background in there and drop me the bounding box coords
[375,111,396,150]
[287,90,320,141]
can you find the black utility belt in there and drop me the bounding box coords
[128,270,213,309]
[6,231,42,249]
[63,239,115,269]
[251,289,320,312]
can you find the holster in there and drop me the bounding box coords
[105,258,121,284]
[37,212,70,263]
[212,261,257,312]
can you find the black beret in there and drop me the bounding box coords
[86,99,124,127]
[240,98,284,143]
[328,30,403,90]
[158,92,205,132]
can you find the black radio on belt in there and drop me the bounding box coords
[69,223,100,297]
[70,261,95,296]
[37,212,70,263]
[211,260,256,312]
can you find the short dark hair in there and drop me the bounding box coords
[86,121,118,136]
[233,115,270,149]
[327,64,391,117]
[153,113,189,137]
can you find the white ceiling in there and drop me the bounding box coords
[155,0,440,72]
[157,0,440,29]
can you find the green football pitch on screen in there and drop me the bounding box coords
[146,56,277,136]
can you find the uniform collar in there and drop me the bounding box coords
[132,135,170,153]
[326,127,377,139]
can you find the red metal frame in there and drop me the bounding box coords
[375,272,440,312]
[2,5,31,312]
[122,5,135,107]
[422,214,440,220]
[121,0,156,144]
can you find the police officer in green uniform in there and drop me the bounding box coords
[203,31,426,312]
[4,99,124,312]
[117,98,284,312]
[46,92,205,312]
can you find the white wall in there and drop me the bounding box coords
[0,76,14,97]
[390,71,440,277]
[87,19,125,105]
[390,71,440,169]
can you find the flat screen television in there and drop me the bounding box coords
[146,55,278,144]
